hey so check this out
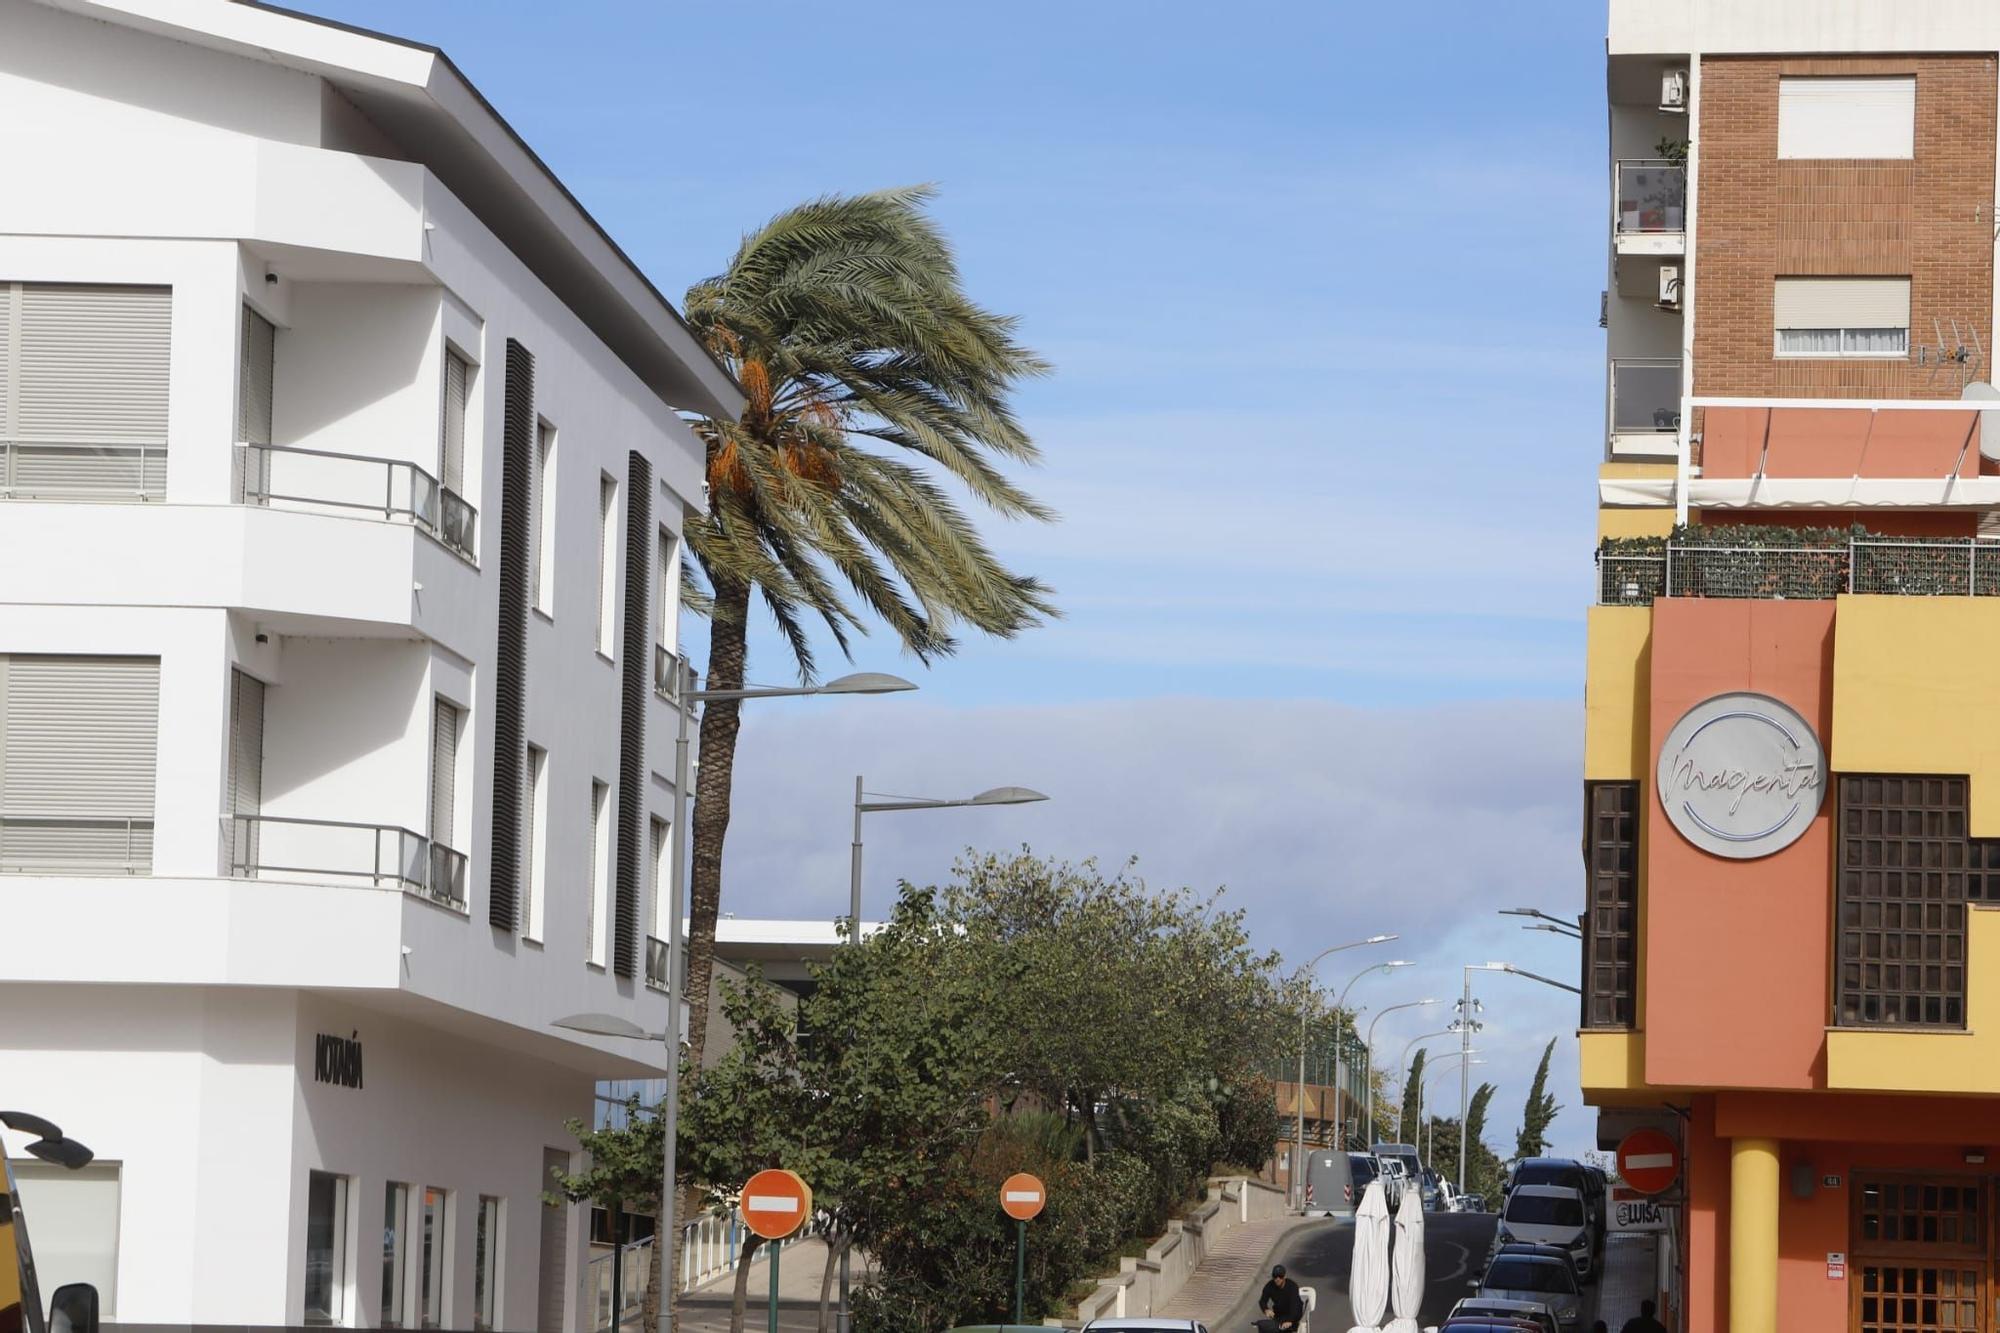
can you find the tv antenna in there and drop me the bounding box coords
[1915,317,1985,389]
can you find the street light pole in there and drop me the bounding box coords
[1286,935,1397,1209]
[849,778,1048,930]
[1362,997,1438,1145]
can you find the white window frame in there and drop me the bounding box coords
[419,1185,451,1330]
[588,779,610,966]
[649,814,670,947]
[304,1170,352,1327]
[525,744,549,943]
[1778,75,1916,161]
[440,347,472,497]
[533,420,557,617]
[382,1181,411,1328]
[657,528,678,655]
[474,1195,504,1332]
[596,472,618,658]
[1774,326,1910,359]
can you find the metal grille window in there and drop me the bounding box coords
[1837,776,1969,1028]
[0,283,170,501]
[1582,782,1639,1029]
[0,655,160,873]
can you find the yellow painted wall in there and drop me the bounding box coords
[1585,606,1652,781]
[1597,463,1677,540]
[1827,907,2000,1093]
[1833,596,2000,835]
[1579,1030,1647,1099]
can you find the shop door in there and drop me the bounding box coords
[1850,1175,1986,1333]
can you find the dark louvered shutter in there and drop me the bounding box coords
[612,450,651,978]
[489,339,533,931]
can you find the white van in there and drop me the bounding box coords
[1496,1184,1593,1281]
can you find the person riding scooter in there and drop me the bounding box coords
[1257,1264,1305,1333]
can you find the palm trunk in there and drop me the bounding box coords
[684,575,751,1079]
[730,1235,766,1333]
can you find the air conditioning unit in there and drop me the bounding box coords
[1658,265,1682,309]
[1661,70,1689,112]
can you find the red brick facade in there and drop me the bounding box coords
[1693,55,1997,400]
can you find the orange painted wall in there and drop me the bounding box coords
[1700,406,1980,479]
[1687,1095,1728,1333]
[1646,599,1835,1090]
[1698,509,1978,538]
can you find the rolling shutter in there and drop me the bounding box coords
[488,339,534,930]
[1778,77,1915,159]
[0,656,160,873]
[612,450,651,979]
[6,284,170,499]
[239,308,274,446]
[441,351,468,494]
[226,670,265,875]
[431,698,460,852]
[1773,277,1911,330]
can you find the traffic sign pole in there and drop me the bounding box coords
[1014,1218,1026,1324]
[998,1172,1046,1323]
[769,1240,781,1333]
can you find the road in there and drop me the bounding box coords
[1216,1212,1500,1332]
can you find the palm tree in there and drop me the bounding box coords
[678,185,1056,1076]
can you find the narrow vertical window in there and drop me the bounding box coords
[588,780,609,965]
[429,698,464,907]
[304,1171,350,1326]
[382,1181,410,1328]
[440,350,469,496]
[657,529,677,655]
[419,1186,448,1329]
[474,1196,503,1332]
[596,473,618,656]
[648,815,670,988]
[227,669,266,877]
[239,306,275,503]
[1582,782,1638,1029]
[525,744,548,942]
[532,421,557,615]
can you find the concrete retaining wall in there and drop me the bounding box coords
[1064,1176,1291,1324]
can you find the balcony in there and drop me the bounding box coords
[1597,532,2000,605]
[1613,159,1685,256]
[222,814,467,912]
[1,440,166,502]
[0,814,153,875]
[1608,357,1682,458]
[236,442,476,562]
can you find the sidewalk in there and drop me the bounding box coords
[1588,1232,1661,1330]
[679,1239,867,1333]
[1156,1215,1325,1325]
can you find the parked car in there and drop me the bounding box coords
[1447,1298,1559,1333]
[1455,1193,1488,1213]
[1496,1185,1593,1282]
[1440,1320,1551,1333]
[1507,1158,1605,1241]
[1493,1241,1576,1269]
[1082,1320,1211,1333]
[1475,1252,1582,1333]
[1371,1141,1423,1183]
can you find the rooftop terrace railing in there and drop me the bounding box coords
[1598,534,2000,605]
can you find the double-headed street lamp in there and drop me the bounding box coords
[851,777,1048,929]
[1499,907,1582,942]
[1363,997,1439,1144]
[557,664,915,1333]
[1457,959,1583,1192]
[1287,935,1397,1207]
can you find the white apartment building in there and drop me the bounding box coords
[0,2,742,1329]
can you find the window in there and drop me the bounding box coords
[11,1160,120,1317]
[1774,278,1910,359]
[419,1186,449,1329]
[0,655,160,874]
[0,283,171,501]
[305,1170,350,1325]
[474,1196,503,1331]
[1779,76,1915,160]
[440,350,469,496]
[1837,775,1968,1028]
[588,780,609,965]
[657,529,677,654]
[648,815,670,987]
[226,669,266,877]
[429,699,465,908]
[1582,782,1637,1030]
[525,745,549,942]
[240,306,275,447]
[533,421,557,615]
[382,1181,410,1328]
[596,474,618,656]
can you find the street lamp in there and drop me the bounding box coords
[1329,960,1410,1146]
[1499,907,1582,941]
[1420,1055,1485,1169]
[851,778,1048,929]
[603,661,915,1333]
[1452,960,1582,1193]
[1362,997,1438,1144]
[1286,934,1398,1209]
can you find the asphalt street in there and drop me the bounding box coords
[1215,1213,1500,1332]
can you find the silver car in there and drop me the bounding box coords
[1476,1253,1581,1333]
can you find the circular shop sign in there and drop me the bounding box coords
[1656,691,1825,860]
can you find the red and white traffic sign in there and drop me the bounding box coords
[741,1168,813,1240]
[1617,1128,1681,1196]
[1000,1172,1047,1221]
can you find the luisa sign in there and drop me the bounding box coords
[1656,692,1826,859]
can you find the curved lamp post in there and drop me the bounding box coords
[1363,997,1439,1144]
[851,779,1048,928]
[1286,934,1398,1208]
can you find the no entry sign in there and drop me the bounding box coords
[741,1168,813,1240]
[1617,1128,1681,1196]
[1000,1172,1047,1221]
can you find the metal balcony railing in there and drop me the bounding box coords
[588,1235,652,1332]
[1597,537,2000,605]
[222,814,468,910]
[1614,159,1686,235]
[0,814,154,874]
[236,442,476,561]
[0,439,166,501]
[645,934,670,992]
[1609,358,1683,437]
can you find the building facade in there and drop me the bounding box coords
[0,1,741,1329]
[1586,5,2000,1332]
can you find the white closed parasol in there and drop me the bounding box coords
[1384,1179,1426,1333]
[1346,1179,1392,1332]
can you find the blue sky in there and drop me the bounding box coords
[313,0,1615,1158]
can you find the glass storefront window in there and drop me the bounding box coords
[304,1171,348,1325]
[474,1196,502,1331]
[382,1182,410,1327]
[420,1187,448,1329]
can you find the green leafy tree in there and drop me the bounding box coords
[677,186,1057,1084]
[1514,1038,1563,1161]
[1398,1048,1428,1145]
